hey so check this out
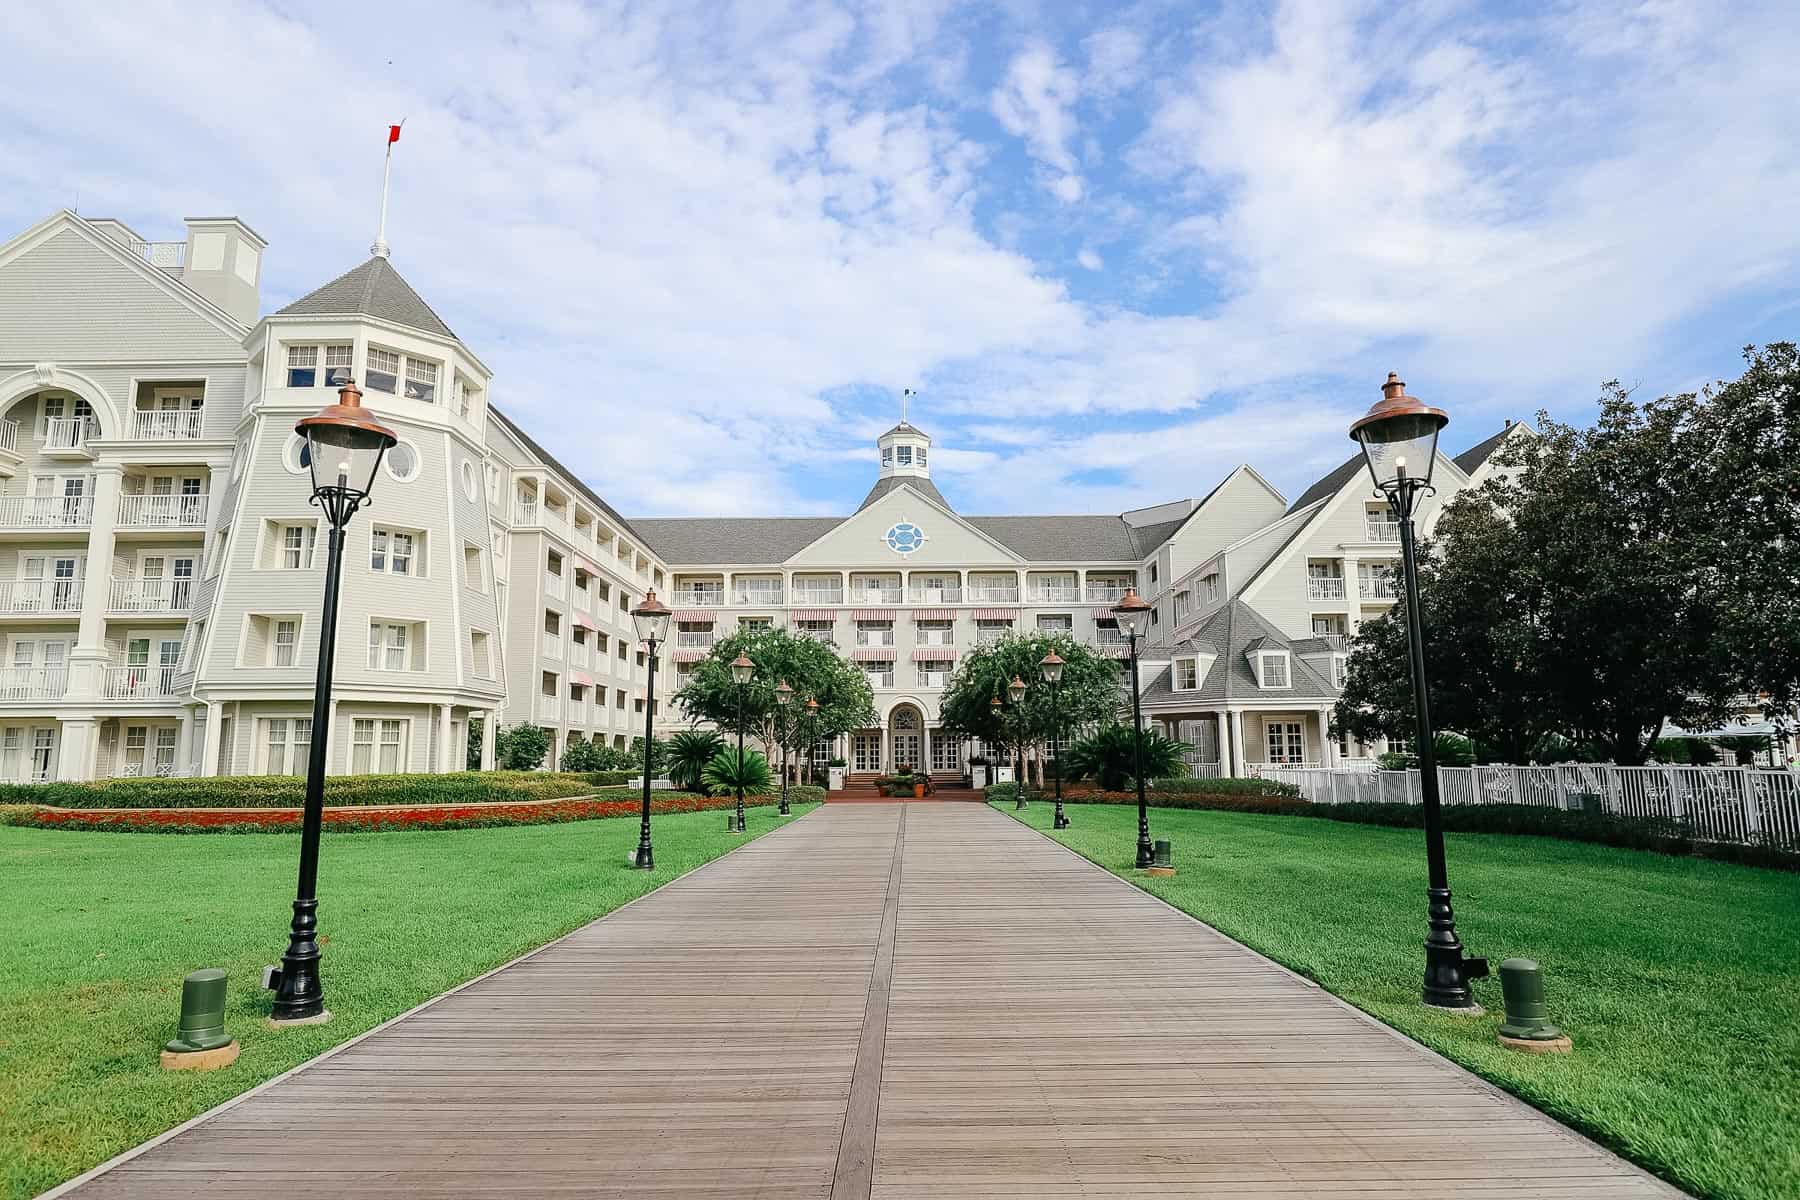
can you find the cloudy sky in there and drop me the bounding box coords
[3,1,1796,518]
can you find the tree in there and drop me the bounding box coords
[938,633,1121,783]
[1061,723,1187,790]
[673,627,875,770]
[495,724,551,771]
[701,747,771,797]
[560,739,610,772]
[629,735,667,777]
[666,729,726,792]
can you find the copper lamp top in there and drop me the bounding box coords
[294,381,399,446]
[1110,587,1151,613]
[1348,372,1448,442]
[631,589,671,617]
[1040,649,1065,666]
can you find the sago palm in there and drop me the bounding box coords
[666,729,726,792]
[702,747,772,797]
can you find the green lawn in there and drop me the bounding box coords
[998,800,1800,1200]
[0,803,817,1199]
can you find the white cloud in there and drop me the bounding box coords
[1076,247,1103,271]
[1084,27,1145,96]
[989,41,1086,203]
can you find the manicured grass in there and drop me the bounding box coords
[999,800,1800,1200]
[0,803,817,1199]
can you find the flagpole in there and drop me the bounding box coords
[372,123,401,259]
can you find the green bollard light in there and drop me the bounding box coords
[1496,958,1571,1054]
[161,968,240,1070]
[1147,839,1175,876]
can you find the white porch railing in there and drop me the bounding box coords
[792,586,844,604]
[864,670,895,689]
[675,631,715,648]
[514,500,539,526]
[850,585,903,603]
[0,579,84,614]
[1027,586,1080,602]
[113,761,185,778]
[0,668,69,699]
[908,586,962,603]
[967,585,1020,602]
[101,666,179,700]
[1365,520,1401,542]
[1307,577,1346,600]
[41,416,101,450]
[734,586,784,606]
[108,577,192,613]
[128,239,187,268]
[0,495,94,528]
[1253,763,1800,851]
[856,630,896,647]
[677,587,726,606]
[131,409,205,440]
[0,419,17,451]
[117,494,207,527]
[1359,575,1398,600]
[1086,584,1133,602]
[796,629,836,645]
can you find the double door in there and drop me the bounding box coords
[892,733,920,772]
[0,726,58,782]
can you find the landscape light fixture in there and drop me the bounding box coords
[1040,650,1069,829]
[268,382,396,1025]
[1350,372,1487,1009]
[775,679,794,815]
[729,653,754,833]
[630,589,672,869]
[1110,587,1155,868]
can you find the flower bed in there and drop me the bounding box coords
[0,791,785,835]
[0,771,622,810]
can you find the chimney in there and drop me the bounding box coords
[178,217,267,326]
[1504,418,1513,429]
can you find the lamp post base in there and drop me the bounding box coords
[1053,807,1069,830]
[266,1010,332,1029]
[1422,886,1489,1009]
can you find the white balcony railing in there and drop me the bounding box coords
[1086,583,1133,602]
[734,587,784,606]
[1360,575,1398,600]
[545,572,565,600]
[41,417,101,451]
[128,239,187,269]
[536,696,564,722]
[916,629,955,647]
[0,419,16,452]
[1027,586,1080,602]
[514,501,539,526]
[864,671,895,689]
[117,494,207,528]
[1095,630,1128,648]
[0,579,84,614]
[907,586,962,603]
[851,586,903,604]
[541,633,563,659]
[791,585,844,605]
[1307,577,1346,600]
[675,631,715,649]
[1365,520,1402,543]
[855,630,896,647]
[131,409,205,440]
[108,577,192,613]
[796,629,837,646]
[967,584,1019,603]
[976,628,1012,646]
[0,495,94,529]
[676,587,726,606]
[916,670,951,689]
[0,667,69,699]
[101,666,178,700]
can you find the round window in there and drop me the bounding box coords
[232,434,253,482]
[385,440,420,482]
[460,459,479,501]
[884,521,926,555]
[282,433,308,475]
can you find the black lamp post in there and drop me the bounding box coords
[1041,650,1068,829]
[774,679,793,815]
[729,652,754,833]
[1350,372,1488,1009]
[1007,674,1028,805]
[804,697,820,786]
[1112,587,1154,869]
[630,590,672,869]
[269,382,396,1025]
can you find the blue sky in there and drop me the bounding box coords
[2,1,1797,518]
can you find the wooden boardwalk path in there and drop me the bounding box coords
[62,804,1683,1198]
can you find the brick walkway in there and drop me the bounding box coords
[59,804,1685,1198]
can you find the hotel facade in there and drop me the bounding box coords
[0,208,1523,783]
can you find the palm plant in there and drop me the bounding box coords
[702,747,772,797]
[667,729,726,792]
[1061,723,1188,791]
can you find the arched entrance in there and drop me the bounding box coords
[888,703,925,773]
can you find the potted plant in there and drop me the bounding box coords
[969,755,988,790]
[828,756,847,791]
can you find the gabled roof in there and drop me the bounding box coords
[1286,453,1364,515]
[1452,423,1520,475]
[857,474,950,512]
[628,516,845,565]
[487,406,651,547]
[1141,599,1337,705]
[276,257,457,339]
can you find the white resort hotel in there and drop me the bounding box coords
[0,208,1526,784]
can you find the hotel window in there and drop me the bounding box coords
[1258,652,1290,689]
[365,346,401,393]
[739,616,773,631]
[404,357,439,402]
[1173,591,1188,623]
[1331,654,1347,687]
[243,614,301,668]
[1036,614,1072,633]
[1265,720,1305,765]
[264,521,316,570]
[272,619,299,667]
[209,527,229,577]
[184,620,206,669]
[264,718,312,775]
[1173,657,1198,690]
[1204,573,1220,602]
[371,527,418,575]
[367,621,419,671]
[463,543,486,591]
[351,718,406,773]
[881,447,893,467]
[285,345,318,387]
[470,629,493,678]
[895,445,912,466]
[323,344,353,385]
[916,447,927,468]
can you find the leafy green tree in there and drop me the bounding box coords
[673,626,875,769]
[1713,735,1770,766]
[1061,723,1188,790]
[702,747,771,797]
[559,739,609,772]
[666,729,726,791]
[495,724,551,771]
[628,735,667,777]
[938,633,1121,783]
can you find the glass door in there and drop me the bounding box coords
[852,732,879,773]
[930,732,959,772]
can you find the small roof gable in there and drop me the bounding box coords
[1453,423,1524,475]
[277,257,456,339]
[1141,600,1337,703]
[1286,453,1364,515]
[857,475,950,512]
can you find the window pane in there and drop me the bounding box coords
[366,347,400,393]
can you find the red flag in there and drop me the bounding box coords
[387,124,402,144]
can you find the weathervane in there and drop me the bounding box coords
[901,386,915,425]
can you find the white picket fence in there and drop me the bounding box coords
[1252,762,1800,851]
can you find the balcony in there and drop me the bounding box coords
[101,666,178,701]
[907,585,962,603]
[675,586,726,607]
[108,577,192,614]
[1359,575,1398,600]
[849,582,902,604]
[131,409,205,440]
[1,579,83,615]
[975,627,1013,646]
[1095,630,1128,649]
[0,667,69,699]
[0,495,94,530]
[915,670,951,689]
[41,416,101,456]
[1307,577,1346,600]
[1365,520,1401,543]
[675,631,716,649]
[536,695,564,723]
[514,500,539,526]
[545,572,566,600]
[1027,586,1080,602]
[967,584,1019,603]
[128,239,187,269]
[0,419,17,452]
[915,630,955,647]
[855,631,896,648]
[863,670,895,689]
[791,585,844,605]
[1086,583,1133,602]
[733,586,785,607]
[117,494,207,529]
[541,633,563,659]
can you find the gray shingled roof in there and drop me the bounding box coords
[1286,453,1363,515]
[1140,599,1337,706]
[857,475,950,512]
[487,407,652,548]
[277,257,456,339]
[1453,424,1515,475]
[628,516,845,564]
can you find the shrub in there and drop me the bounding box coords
[0,771,604,811]
[630,735,668,776]
[787,784,826,805]
[702,748,772,797]
[667,729,727,792]
[496,724,552,771]
[559,739,610,772]
[1144,777,1300,798]
[587,770,633,787]
[1061,724,1188,791]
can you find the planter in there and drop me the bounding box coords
[828,767,846,790]
[913,782,925,798]
[970,765,988,789]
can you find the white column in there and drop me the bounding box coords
[324,698,342,774]
[56,718,98,782]
[1319,708,1337,767]
[1231,711,1248,777]
[437,704,453,773]
[482,709,498,770]
[1217,711,1234,778]
[175,706,195,775]
[66,466,123,701]
[200,701,223,776]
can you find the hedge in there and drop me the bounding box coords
[787,785,827,805]
[0,771,621,811]
[0,791,793,835]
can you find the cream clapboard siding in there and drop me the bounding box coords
[1154,470,1290,629]
[0,227,246,363]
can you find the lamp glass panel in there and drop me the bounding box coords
[1355,413,1441,489]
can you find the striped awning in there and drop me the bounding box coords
[973,608,1018,621]
[791,609,838,622]
[674,609,716,623]
[572,612,599,631]
[672,648,710,663]
[850,647,897,662]
[912,646,959,661]
[851,609,895,621]
[911,609,955,621]
[571,671,594,686]
[576,558,601,576]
